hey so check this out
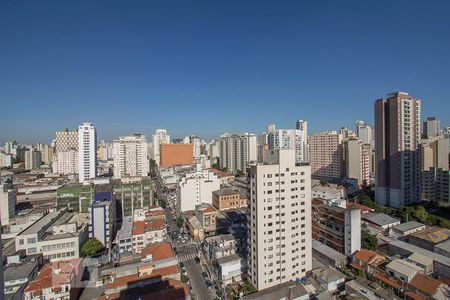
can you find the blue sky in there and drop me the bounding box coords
[1,1,449,144]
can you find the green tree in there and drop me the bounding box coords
[319,179,328,186]
[240,282,257,295]
[81,238,104,257]
[414,206,428,223]
[176,216,184,228]
[361,224,378,251]
[399,206,415,222]
[180,274,189,283]
[235,169,245,177]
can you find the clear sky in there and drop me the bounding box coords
[1,1,449,144]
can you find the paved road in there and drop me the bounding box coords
[180,244,212,300]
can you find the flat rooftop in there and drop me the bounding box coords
[362,212,400,227]
[242,281,308,300]
[389,240,450,267]
[19,209,65,236]
[409,227,450,244]
[391,221,425,233]
[312,240,346,262]
[4,261,38,281]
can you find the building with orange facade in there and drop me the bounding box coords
[160,144,194,167]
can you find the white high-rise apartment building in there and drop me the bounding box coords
[78,122,97,182]
[183,135,201,158]
[113,134,149,179]
[355,121,373,145]
[267,123,308,163]
[0,183,16,226]
[219,133,257,173]
[24,148,42,170]
[247,149,312,291]
[152,129,170,166]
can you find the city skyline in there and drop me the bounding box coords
[2,1,450,143]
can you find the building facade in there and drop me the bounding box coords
[375,92,421,208]
[247,149,312,291]
[113,134,149,179]
[152,129,170,166]
[344,139,371,186]
[78,122,97,182]
[219,133,257,173]
[160,144,194,167]
[52,150,78,175]
[308,131,343,180]
[176,170,220,212]
[267,124,308,164]
[423,116,440,139]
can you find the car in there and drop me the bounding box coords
[202,271,208,278]
[180,262,184,268]
[194,256,200,264]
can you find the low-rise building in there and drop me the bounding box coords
[312,198,361,256]
[195,204,217,233]
[435,239,450,258]
[241,281,309,300]
[385,259,424,283]
[14,208,89,261]
[116,216,133,254]
[405,273,450,300]
[406,252,434,275]
[351,249,387,276]
[3,261,39,299]
[312,240,347,268]
[23,259,82,300]
[362,212,400,231]
[389,221,426,239]
[311,184,345,201]
[407,227,450,251]
[212,187,247,211]
[132,218,167,254]
[311,266,346,292]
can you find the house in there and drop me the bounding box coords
[3,261,39,299]
[405,273,450,300]
[23,259,82,300]
[351,249,386,275]
[312,240,347,268]
[216,254,246,284]
[131,218,167,254]
[311,266,346,292]
[385,259,424,283]
[406,252,434,275]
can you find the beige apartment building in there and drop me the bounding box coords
[247,149,312,291]
[308,131,343,180]
[420,137,449,171]
[344,139,371,186]
[55,129,78,152]
[113,134,149,179]
[375,92,421,208]
[212,187,247,211]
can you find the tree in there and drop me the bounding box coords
[361,224,378,251]
[414,206,428,223]
[176,216,184,228]
[319,179,328,186]
[240,282,257,295]
[399,206,415,222]
[81,238,104,257]
[235,169,245,177]
[180,274,189,283]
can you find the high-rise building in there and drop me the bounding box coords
[420,137,449,171]
[267,123,308,163]
[55,129,78,152]
[344,139,371,186]
[52,150,78,174]
[0,182,16,226]
[160,144,194,167]
[422,167,450,206]
[247,149,312,291]
[355,121,373,145]
[36,143,54,165]
[308,131,343,180]
[375,92,421,208]
[183,135,201,158]
[152,129,170,166]
[78,122,97,182]
[24,148,42,170]
[177,170,220,212]
[423,116,440,139]
[113,134,149,179]
[219,133,257,173]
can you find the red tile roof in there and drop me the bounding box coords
[140,242,175,261]
[106,265,179,290]
[24,259,80,295]
[145,219,166,231]
[132,220,145,235]
[404,291,425,300]
[200,206,216,213]
[373,272,403,289]
[409,273,443,296]
[354,249,378,264]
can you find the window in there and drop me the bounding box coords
[28,247,37,254]
[27,238,36,244]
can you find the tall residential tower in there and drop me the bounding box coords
[78,122,97,182]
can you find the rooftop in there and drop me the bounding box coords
[4,261,38,282]
[213,187,243,197]
[242,281,308,300]
[386,259,423,276]
[391,221,425,233]
[140,242,174,261]
[407,252,433,266]
[435,239,450,253]
[312,266,346,283]
[106,265,179,290]
[217,253,242,265]
[19,208,66,236]
[312,240,346,262]
[409,227,450,244]
[389,240,450,267]
[362,212,400,227]
[409,273,444,296]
